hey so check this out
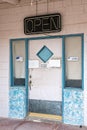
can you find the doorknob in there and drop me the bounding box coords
[29,80,32,90]
[29,75,32,78]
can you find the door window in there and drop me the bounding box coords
[10,40,26,86]
[65,36,83,88]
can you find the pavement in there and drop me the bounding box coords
[0,117,87,130]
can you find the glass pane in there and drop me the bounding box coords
[12,40,25,86]
[65,36,82,88]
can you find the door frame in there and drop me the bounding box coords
[28,37,62,116]
[10,33,84,121]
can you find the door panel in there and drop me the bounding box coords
[28,38,62,115]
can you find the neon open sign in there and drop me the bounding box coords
[24,13,61,35]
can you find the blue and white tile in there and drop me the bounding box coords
[63,89,84,125]
[9,87,27,119]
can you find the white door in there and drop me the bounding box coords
[28,38,62,115]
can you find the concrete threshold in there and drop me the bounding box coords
[26,112,62,123]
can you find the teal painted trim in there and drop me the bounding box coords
[29,36,62,40]
[28,40,30,114]
[82,34,84,90]
[10,84,26,87]
[63,33,84,90]
[62,36,65,123]
[62,34,84,123]
[10,39,27,87]
[10,35,62,41]
[10,40,14,86]
[10,33,84,41]
[25,39,28,87]
[10,38,27,41]
[25,39,29,114]
[62,36,66,89]
[64,87,83,91]
[63,33,84,37]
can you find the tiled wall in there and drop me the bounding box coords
[9,87,26,119]
[63,89,84,125]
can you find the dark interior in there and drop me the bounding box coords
[14,78,25,86]
[65,80,82,88]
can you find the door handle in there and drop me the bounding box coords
[29,80,32,90]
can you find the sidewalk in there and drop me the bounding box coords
[0,117,87,130]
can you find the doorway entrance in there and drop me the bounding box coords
[28,38,62,119]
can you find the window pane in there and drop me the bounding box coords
[65,36,82,88]
[12,40,25,86]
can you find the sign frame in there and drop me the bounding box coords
[24,13,61,35]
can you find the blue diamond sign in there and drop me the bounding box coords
[37,46,53,63]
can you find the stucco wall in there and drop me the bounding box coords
[0,0,87,126]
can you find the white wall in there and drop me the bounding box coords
[0,0,87,125]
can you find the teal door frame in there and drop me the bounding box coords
[10,33,84,121]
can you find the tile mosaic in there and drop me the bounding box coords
[63,89,84,125]
[9,87,26,119]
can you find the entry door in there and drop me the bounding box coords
[28,38,62,115]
